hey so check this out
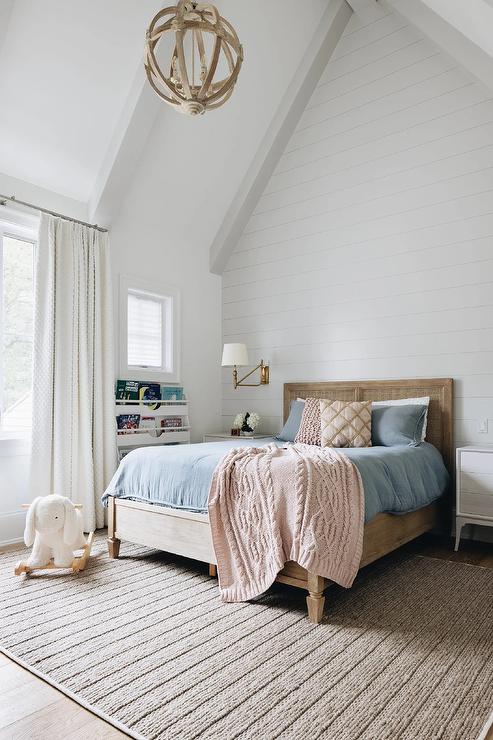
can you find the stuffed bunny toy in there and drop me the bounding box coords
[24,495,86,568]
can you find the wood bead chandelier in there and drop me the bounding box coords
[144,1,243,116]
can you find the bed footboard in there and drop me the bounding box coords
[107,496,216,564]
[106,496,439,625]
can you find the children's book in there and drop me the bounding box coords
[161,416,183,429]
[116,414,140,431]
[116,380,139,400]
[139,383,161,409]
[161,386,184,401]
[140,416,160,437]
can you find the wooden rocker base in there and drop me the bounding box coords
[15,532,95,576]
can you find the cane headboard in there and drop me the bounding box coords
[284,378,453,473]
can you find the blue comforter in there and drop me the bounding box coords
[102,438,449,522]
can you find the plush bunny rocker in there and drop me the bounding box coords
[24,495,86,568]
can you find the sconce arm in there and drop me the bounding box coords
[233,360,269,389]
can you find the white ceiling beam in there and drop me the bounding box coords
[88,65,161,228]
[88,0,164,228]
[345,0,387,23]
[381,0,493,93]
[0,0,14,54]
[209,0,353,276]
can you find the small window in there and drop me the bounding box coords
[0,219,37,434]
[120,276,180,382]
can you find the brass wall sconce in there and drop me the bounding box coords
[221,343,269,389]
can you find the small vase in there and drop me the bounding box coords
[241,430,254,437]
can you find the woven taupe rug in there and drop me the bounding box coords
[1,535,492,740]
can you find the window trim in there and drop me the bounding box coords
[0,209,37,439]
[119,275,181,383]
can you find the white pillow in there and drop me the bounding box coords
[372,397,430,441]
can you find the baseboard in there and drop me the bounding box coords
[0,511,25,547]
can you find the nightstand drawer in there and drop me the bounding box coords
[459,492,493,518]
[460,471,493,496]
[460,450,493,474]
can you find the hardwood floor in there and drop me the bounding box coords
[485,720,493,740]
[1,535,491,739]
[0,653,129,739]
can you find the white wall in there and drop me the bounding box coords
[0,439,30,545]
[222,9,493,451]
[109,113,224,443]
[0,172,88,222]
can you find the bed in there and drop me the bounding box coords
[105,378,453,623]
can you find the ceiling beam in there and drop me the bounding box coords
[88,0,164,228]
[88,66,161,228]
[345,0,387,23]
[381,0,493,93]
[209,0,353,276]
[0,0,14,54]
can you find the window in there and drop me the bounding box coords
[0,216,37,434]
[120,276,180,382]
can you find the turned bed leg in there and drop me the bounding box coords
[306,572,326,624]
[107,496,120,559]
[108,538,121,558]
[209,563,217,577]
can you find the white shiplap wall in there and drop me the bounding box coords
[222,9,493,446]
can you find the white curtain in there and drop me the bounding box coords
[30,214,116,531]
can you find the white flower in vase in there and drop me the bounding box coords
[233,413,245,429]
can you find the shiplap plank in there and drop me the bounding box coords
[277,83,487,176]
[223,260,493,321]
[254,123,493,217]
[237,189,493,260]
[316,25,423,84]
[266,99,493,195]
[224,238,493,303]
[223,305,493,353]
[314,40,442,106]
[329,12,406,61]
[248,145,493,234]
[297,56,459,136]
[221,8,493,450]
[223,283,493,339]
[228,211,493,273]
[224,232,493,291]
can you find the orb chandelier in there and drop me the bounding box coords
[144,1,243,117]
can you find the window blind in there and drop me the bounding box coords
[127,291,163,368]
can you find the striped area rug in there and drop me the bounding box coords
[1,534,492,740]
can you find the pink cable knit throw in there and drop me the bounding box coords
[208,443,364,602]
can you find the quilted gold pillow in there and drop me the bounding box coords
[320,400,372,448]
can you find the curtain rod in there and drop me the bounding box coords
[0,193,108,233]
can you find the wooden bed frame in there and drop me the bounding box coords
[107,378,453,623]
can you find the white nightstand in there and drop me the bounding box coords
[203,433,273,443]
[455,445,493,551]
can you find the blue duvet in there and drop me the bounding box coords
[102,438,449,523]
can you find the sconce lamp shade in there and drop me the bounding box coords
[222,343,249,367]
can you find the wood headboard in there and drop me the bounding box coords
[284,378,453,473]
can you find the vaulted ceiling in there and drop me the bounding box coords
[1,0,493,270]
[0,0,158,201]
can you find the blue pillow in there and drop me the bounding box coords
[371,404,427,447]
[277,399,305,442]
